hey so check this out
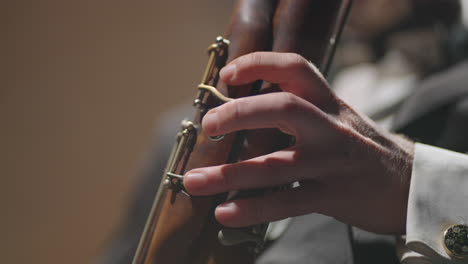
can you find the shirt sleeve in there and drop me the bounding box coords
[405,143,468,263]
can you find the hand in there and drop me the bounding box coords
[184,52,415,234]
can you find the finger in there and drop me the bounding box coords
[219,52,333,106]
[185,148,306,196]
[202,92,333,141]
[236,84,290,166]
[214,184,325,227]
[185,146,357,196]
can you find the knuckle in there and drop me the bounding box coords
[285,53,310,72]
[218,167,232,190]
[231,99,243,121]
[237,52,264,69]
[251,51,265,64]
[247,52,266,70]
[232,53,259,79]
[222,99,242,123]
[279,92,300,114]
[285,52,305,62]
[276,93,302,135]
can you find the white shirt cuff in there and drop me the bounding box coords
[405,143,468,263]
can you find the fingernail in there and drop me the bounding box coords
[220,64,236,82]
[216,202,235,214]
[185,172,207,190]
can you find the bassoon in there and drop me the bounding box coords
[132,1,353,263]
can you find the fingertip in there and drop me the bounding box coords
[202,110,219,135]
[184,171,208,194]
[219,63,237,83]
[215,202,239,227]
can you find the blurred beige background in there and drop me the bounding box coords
[3,1,233,263]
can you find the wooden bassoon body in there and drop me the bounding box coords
[132,1,353,263]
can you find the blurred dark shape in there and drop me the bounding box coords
[410,0,462,27]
